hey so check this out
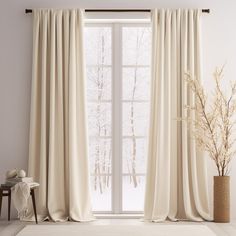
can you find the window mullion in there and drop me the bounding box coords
[112,23,122,214]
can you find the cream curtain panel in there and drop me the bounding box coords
[27,9,94,222]
[144,9,212,222]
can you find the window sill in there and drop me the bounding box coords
[95,214,143,219]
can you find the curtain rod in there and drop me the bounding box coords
[25,9,210,14]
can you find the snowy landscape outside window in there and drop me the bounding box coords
[85,23,151,213]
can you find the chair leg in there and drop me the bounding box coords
[8,190,11,221]
[31,190,38,224]
[0,190,2,217]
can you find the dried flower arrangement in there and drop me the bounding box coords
[184,67,236,176]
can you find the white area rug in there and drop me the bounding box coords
[17,225,216,236]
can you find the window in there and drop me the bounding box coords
[85,23,151,213]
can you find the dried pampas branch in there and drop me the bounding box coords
[183,67,236,176]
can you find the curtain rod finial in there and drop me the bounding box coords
[202,9,210,13]
[25,9,32,14]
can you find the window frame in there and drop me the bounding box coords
[85,22,151,214]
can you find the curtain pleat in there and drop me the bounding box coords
[144,9,212,222]
[27,9,94,222]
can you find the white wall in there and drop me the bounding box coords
[0,0,236,219]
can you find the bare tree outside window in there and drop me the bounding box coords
[122,27,151,211]
[85,26,112,211]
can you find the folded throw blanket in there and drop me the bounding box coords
[11,182,31,219]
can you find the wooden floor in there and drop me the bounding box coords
[0,219,236,236]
